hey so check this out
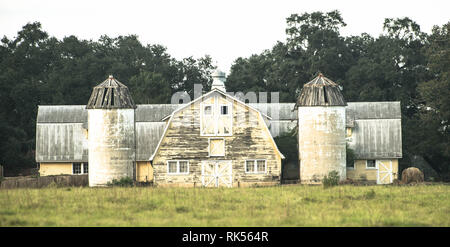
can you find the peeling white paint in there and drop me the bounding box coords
[298,106,346,183]
[88,109,135,187]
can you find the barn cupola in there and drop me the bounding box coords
[211,70,226,92]
[296,73,347,184]
[296,73,346,107]
[86,75,136,109]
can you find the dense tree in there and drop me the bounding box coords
[0,22,214,175]
[413,23,450,179]
[227,11,357,102]
[129,71,172,104]
[176,56,215,97]
[0,22,58,174]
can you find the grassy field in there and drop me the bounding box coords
[0,184,449,226]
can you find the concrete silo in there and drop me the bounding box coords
[86,75,136,186]
[296,73,347,184]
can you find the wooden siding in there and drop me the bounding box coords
[136,161,153,182]
[39,163,73,176]
[152,92,282,187]
[346,159,398,182]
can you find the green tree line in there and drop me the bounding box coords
[0,11,448,179]
[0,22,215,175]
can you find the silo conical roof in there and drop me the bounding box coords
[86,75,136,109]
[296,73,346,107]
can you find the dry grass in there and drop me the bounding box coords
[0,184,449,226]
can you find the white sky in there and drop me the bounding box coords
[1,0,449,73]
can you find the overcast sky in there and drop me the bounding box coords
[1,0,449,73]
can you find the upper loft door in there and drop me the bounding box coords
[200,94,232,136]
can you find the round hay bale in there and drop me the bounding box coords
[402,167,424,184]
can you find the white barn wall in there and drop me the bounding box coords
[298,106,346,183]
[88,109,135,186]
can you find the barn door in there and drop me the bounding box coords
[377,160,393,184]
[201,160,232,187]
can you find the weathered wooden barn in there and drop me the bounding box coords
[345,101,402,183]
[150,88,284,187]
[35,71,402,186]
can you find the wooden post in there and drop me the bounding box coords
[0,165,3,177]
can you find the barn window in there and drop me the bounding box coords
[346,161,354,169]
[245,161,253,173]
[179,161,188,173]
[366,160,376,169]
[168,161,177,173]
[73,163,81,174]
[83,163,89,173]
[209,138,225,157]
[73,163,88,174]
[245,160,267,174]
[220,105,228,115]
[167,160,189,174]
[203,105,212,115]
[218,103,232,135]
[257,160,266,173]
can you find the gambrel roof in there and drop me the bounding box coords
[149,88,285,161]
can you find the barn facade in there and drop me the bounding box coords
[35,71,402,186]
